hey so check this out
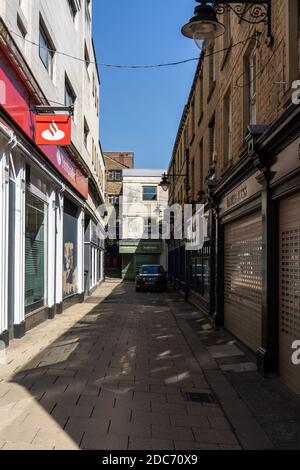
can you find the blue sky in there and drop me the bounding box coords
[92,0,199,169]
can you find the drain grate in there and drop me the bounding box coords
[183,392,217,404]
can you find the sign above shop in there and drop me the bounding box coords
[35,115,71,146]
[219,171,262,216]
[0,50,87,198]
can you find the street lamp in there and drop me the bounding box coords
[181,1,273,48]
[159,173,172,192]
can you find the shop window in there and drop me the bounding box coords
[143,186,157,201]
[63,198,78,298]
[39,22,54,78]
[25,193,47,314]
[190,242,211,300]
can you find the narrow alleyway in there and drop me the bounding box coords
[0,279,299,450]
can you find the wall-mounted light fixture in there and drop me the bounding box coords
[181,0,273,48]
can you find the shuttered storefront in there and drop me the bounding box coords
[279,194,300,395]
[224,212,262,351]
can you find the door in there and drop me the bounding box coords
[224,212,262,351]
[279,194,300,395]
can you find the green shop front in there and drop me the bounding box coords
[119,241,163,280]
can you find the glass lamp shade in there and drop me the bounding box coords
[160,182,171,192]
[159,174,171,192]
[181,3,226,45]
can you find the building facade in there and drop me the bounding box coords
[0,0,105,347]
[119,169,168,280]
[168,0,300,396]
[103,151,134,274]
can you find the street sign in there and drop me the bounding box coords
[35,115,71,145]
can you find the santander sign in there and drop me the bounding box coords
[35,115,71,146]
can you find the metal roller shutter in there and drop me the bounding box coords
[279,194,300,396]
[224,212,262,351]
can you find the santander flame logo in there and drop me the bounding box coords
[41,120,66,142]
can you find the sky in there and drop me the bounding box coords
[92,0,199,170]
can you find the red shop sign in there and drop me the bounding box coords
[35,115,71,146]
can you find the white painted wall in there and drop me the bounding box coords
[121,172,169,241]
[0,0,105,199]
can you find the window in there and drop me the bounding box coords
[190,99,195,142]
[208,43,216,94]
[65,77,76,113]
[208,115,216,165]
[85,0,91,23]
[198,72,204,123]
[25,193,47,314]
[190,159,195,201]
[83,119,89,148]
[39,23,54,78]
[17,14,27,41]
[107,170,122,181]
[249,49,257,124]
[67,0,78,20]
[199,140,204,191]
[143,217,159,238]
[223,9,231,59]
[143,186,157,201]
[84,43,90,72]
[108,195,119,206]
[224,91,233,164]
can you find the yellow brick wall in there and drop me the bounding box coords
[169,0,296,204]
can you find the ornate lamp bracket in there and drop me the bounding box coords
[205,1,273,45]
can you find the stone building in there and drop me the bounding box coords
[119,169,168,280]
[168,0,300,396]
[103,152,134,273]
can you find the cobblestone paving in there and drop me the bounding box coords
[0,279,273,450]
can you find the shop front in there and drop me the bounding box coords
[216,171,263,352]
[119,241,163,280]
[84,216,105,295]
[265,121,300,396]
[0,39,88,345]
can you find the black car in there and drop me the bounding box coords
[136,265,167,292]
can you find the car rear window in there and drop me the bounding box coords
[140,266,163,275]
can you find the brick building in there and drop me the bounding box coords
[103,152,134,273]
[168,1,300,396]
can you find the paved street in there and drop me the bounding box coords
[0,279,299,450]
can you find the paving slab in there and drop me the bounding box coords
[0,279,298,450]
